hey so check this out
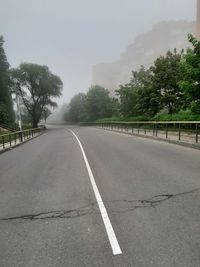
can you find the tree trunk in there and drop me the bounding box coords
[32,116,38,128]
[32,121,38,128]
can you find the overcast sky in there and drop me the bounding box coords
[0,0,196,103]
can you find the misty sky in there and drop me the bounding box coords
[0,0,196,103]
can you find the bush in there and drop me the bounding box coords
[153,110,200,121]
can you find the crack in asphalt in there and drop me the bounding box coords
[0,204,97,221]
[106,188,200,213]
[1,188,199,222]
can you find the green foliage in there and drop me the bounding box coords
[66,93,87,122]
[10,63,63,127]
[115,83,138,117]
[64,34,200,123]
[153,110,200,121]
[116,66,158,117]
[115,46,197,120]
[0,36,15,124]
[97,115,150,123]
[179,34,200,114]
[0,103,9,122]
[64,85,116,123]
[151,49,184,114]
[85,85,113,121]
[97,110,200,123]
[41,107,52,123]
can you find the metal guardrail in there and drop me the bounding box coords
[0,128,45,150]
[88,121,200,144]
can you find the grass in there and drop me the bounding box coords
[0,130,10,135]
[96,110,200,123]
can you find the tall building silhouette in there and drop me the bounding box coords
[197,0,200,38]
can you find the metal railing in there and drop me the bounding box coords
[0,128,45,150]
[89,121,200,145]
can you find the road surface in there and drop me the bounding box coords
[0,126,200,267]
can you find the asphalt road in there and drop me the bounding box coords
[0,126,200,267]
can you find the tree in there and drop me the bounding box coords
[116,66,156,117]
[64,86,117,123]
[67,93,87,122]
[0,36,14,124]
[179,34,200,114]
[85,85,113,121]
[41,107,52,123]
[10,63,63,128]
[151,49,184,114]
[116,82,138,117]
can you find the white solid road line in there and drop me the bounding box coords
[68,129,122,256]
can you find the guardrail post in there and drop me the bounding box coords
[145,125,147,135]
[2,136,5,149]
[20,131,23,142]
[9,134,11,147]
[166,124,168,139]
[155,124,158,137]
[196,124,199,144]
[178,123,181,141]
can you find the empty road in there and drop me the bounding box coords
[0,126,200,267]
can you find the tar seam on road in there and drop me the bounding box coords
[1,188,200,222]
[68,129,122,256]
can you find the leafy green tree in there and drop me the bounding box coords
[64,85,114,123]
[151,49,184,114]
[116,66,157,117]
[10,63,63,128]
[0,36,14,124]
[116,83,138,117]
[67,93,87,122]
[131,67,158,116]
[0,104,9,123]
[110,97,120,117]
[85,85,113,121]
[41,107,52,123]
[179,35,200,114]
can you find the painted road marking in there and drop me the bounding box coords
[68,129,122,256]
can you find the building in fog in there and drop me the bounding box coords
[92,20,195,96]
[197,0,200,38]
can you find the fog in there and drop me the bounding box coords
[0,0,196,104]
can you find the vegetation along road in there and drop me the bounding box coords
[0,126,200,267]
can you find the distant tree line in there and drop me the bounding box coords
[0,35,63,128]
[64,34,200,123]
[64,85,118,122]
